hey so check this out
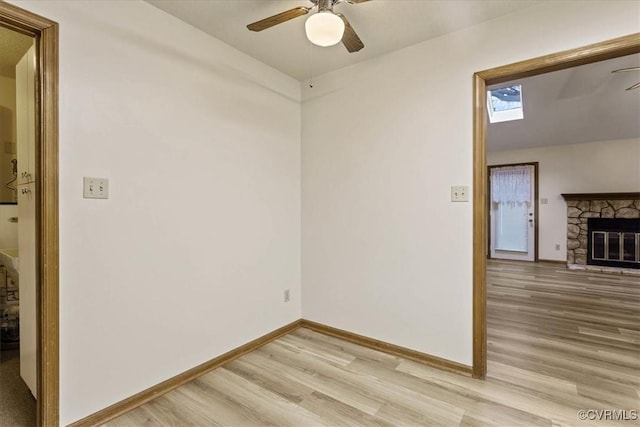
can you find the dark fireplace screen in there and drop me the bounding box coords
[587,218,640,269]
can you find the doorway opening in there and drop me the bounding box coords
[488,162,538,262]
[0,25,37,426]
[0,3,59,426]
[472,33,640,379]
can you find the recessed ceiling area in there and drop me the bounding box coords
[0,26,33,78]
[487,53,640,152]
[145,0,542,81]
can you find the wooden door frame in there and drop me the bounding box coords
[472,33,640,379]
[0,3,59,426]
[487,162,539,262]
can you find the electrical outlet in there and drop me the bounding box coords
[284,289,290,303]
[83,177,109,199]
[540,198,549,205]
[451,186,469,202]
[555,244,561,251]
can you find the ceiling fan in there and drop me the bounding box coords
[612,66,640,90]
[247,0,369,52]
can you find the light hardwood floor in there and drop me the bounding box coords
[106,261,640,426]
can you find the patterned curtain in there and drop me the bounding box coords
[491,165,531,205]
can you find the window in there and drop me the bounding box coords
[487,84,523,123]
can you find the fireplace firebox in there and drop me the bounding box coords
[587,218,640,269]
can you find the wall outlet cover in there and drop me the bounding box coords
[451,186,469,202]
[83,177,109,199]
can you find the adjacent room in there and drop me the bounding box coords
[0,24,38,427]
[485,53,640,424]
[0,1,638,426]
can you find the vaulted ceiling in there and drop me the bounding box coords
[488,53,640,151]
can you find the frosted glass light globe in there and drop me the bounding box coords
[305,12,345,47]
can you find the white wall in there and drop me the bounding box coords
[488,138,640,261]
[10,1,301,424]
[301,1,640,366]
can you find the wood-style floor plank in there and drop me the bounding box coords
[105,260,640,426]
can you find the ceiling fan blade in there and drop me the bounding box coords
[247,7,310,32]
[626,82,640,90]
[612,67,640,73]
[338,14,364,53]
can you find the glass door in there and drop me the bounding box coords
[489,164,536,261]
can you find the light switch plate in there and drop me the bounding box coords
[451,185,469,202]
[83,177,109,199]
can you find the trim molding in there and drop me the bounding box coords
[472,73,487,379]
[476,34,640,84]
[472,33,640,383]
[0,3,59,426]
[561,192,640,201]
[301,319,473,376]
[69,320,303,427]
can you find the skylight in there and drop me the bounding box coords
[487,84,523,123]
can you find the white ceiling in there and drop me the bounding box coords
[0,26,33,78]
[487,54,640,152]
[146,0,542,81]
[144,1,638,152]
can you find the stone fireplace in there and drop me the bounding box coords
[561,193,640,270]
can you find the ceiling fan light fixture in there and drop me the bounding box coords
[305,12,345,47]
